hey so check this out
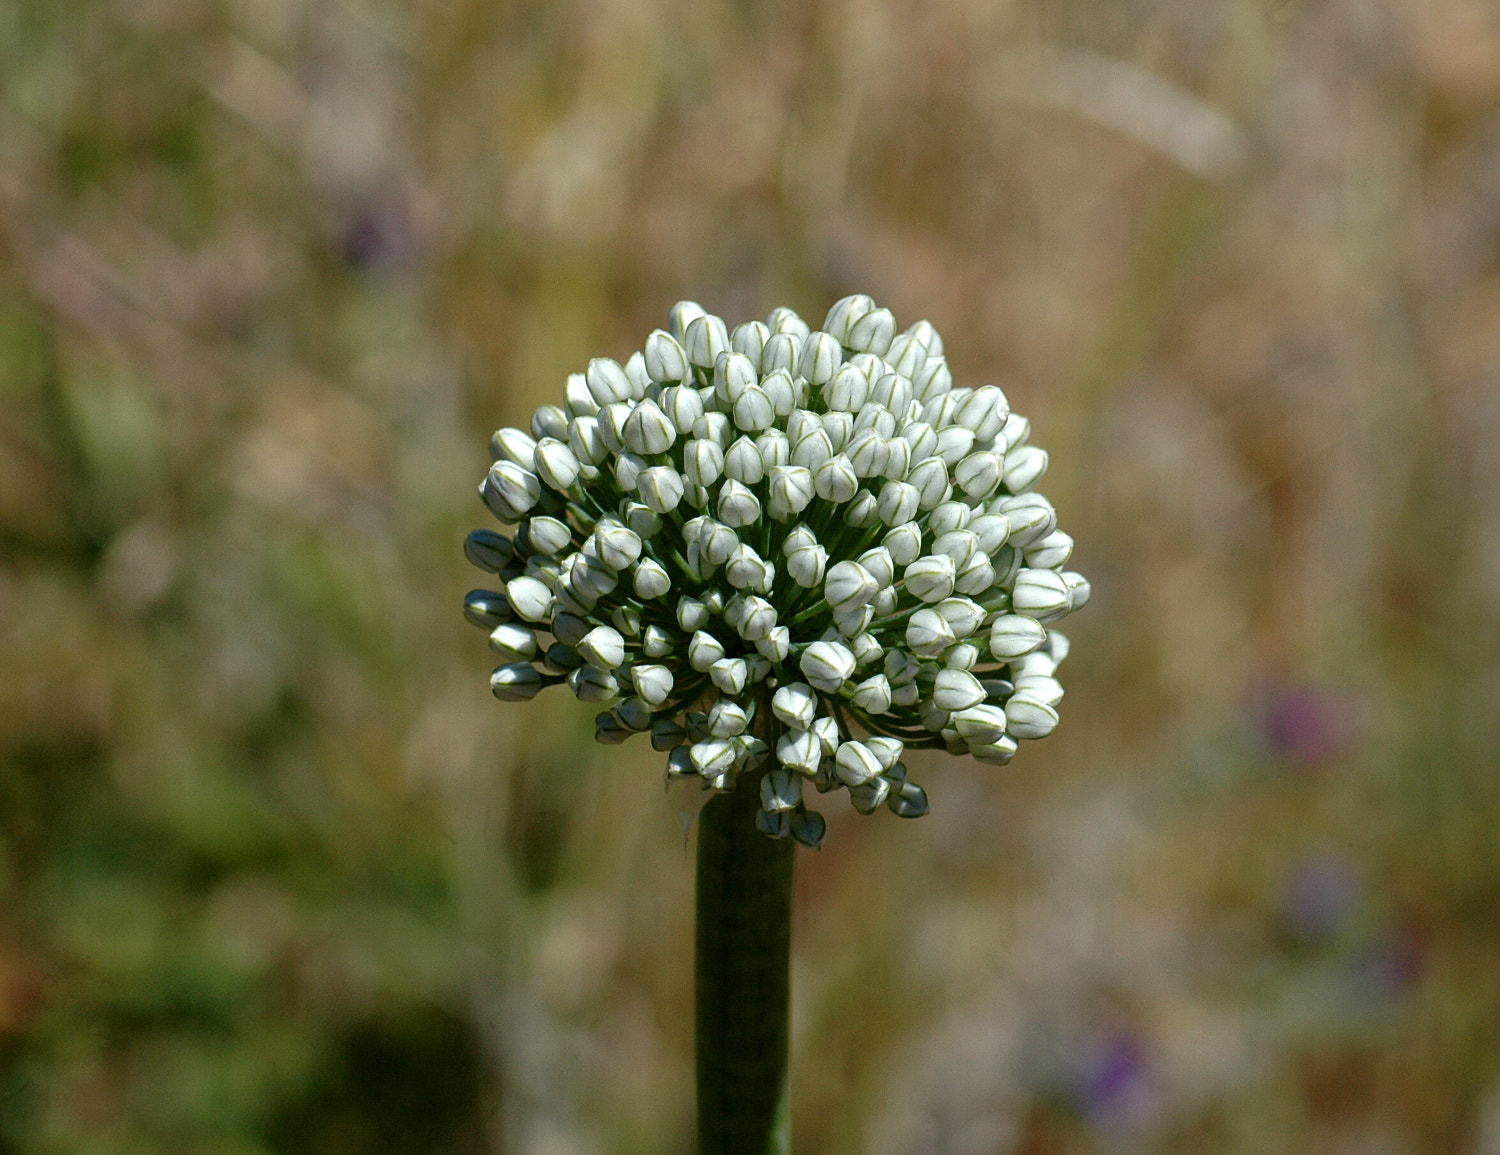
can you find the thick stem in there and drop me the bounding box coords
[695,772,795,1154]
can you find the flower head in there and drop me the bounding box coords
[464,297,1087,847]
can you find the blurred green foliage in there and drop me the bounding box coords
[2,0,1500,1151]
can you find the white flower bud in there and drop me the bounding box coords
[568,664,619,703]
[847,307,895,355]
[904,553,956,602]
[931,529,979,568]
[725,543,772,592]
[691,738,737,779]
[488,622,537,662]
[465,529,514,574]
[882,436,912,481]
[934,597,985,639]
[613,449,646,491]
[767,305,810,340]
[800,640,856,692]
[846,428,889,478]
[825,363,870,413]
[642,624,673,657]
[491,663,543,701]
[924,391,961,429]
[564,372,599,418]
[464,589,512,630]
[850,674,892,714]
[932,668,985,712]
[531,404,569,441]
[612,695,653,733]
[701,521,739,567]
[810,715,840,755]
[878,480,921,526]
[716,479,761,527]
[883,331,928,378]
[908,456,951,510]
[813,455,859,503]
[1044,630,1071,665]
[891,681,920,707]
[630,664,674,706]
[820,410,853,452]
[577,625,626,670]
[693,408,729,444]
[624,352,651,396]
[883,522,923,566]
[823,294,875,344]
[900,420,938,460]
[770,683,816,731]
[621,399,677,456]
[709,657,748,695]
[990,544,1022,588]
[659,384,704,434]
[644,329,689,383]
[636,466,686,513]
[824,561,878,613]
[787,544,828,588]
[850,632,883,668]
[871,586,899,616]
[714,352,759,405]
[872,372,915,418]
[677,596,710,632]
[504,575,553,622]
[848,548,890,591]
[684,314,730,369]
[533,438,582,491]
[970,736,1019,765]
[782,524,818,555]
[1062,571,1090,609]
[952,705,1008,745]
[1012,567,1073,620]
[618,501,658,539]
[761,331,800,377]
[481,461,542,521]
[848,777,892,814]
[776,727,821,775]
[968,513,1011,553]
[954,450,1003,499]
[955,554,996,596]
[760,768,803,814]
[707,698,749,738]
[1000,411,1030,449]
[1015,674,1065,707]
[768,466,815,519]
[756,626,790,663]
[594,523,643,571]
[1003,445,1049,494]
[786,409,822,443]
[677,439,722,490]
[1025,530,1074,569]
[911,355,952,402]
[526,517,572,556]
[791,428,834,471]
[689,631,725,672]
[800,331,842,385]
[668,301,708,341]
[1005,694,1059,740]
[905,608,955,658]
[490,426,537,467]
[585,358,633,406]
[756,428,791,470]
[737,596,777,641]
[567,415,608,465]
[627,558,668,600]
[834,740,882,787]
[832,604,874,637]
[731,320,770,368]
[723,436,766,485]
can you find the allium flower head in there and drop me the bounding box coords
[464,297,1088,847]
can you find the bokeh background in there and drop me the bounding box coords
[3,0,1499,1151]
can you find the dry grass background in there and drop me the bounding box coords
[2,0,1500,1151]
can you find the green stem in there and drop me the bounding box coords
[695,771,795,1154]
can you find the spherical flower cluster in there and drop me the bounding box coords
[464,297,1088,847]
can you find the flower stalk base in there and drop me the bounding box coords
[696,772,795,1154]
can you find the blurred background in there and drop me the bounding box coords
[2,0,1498,1150]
